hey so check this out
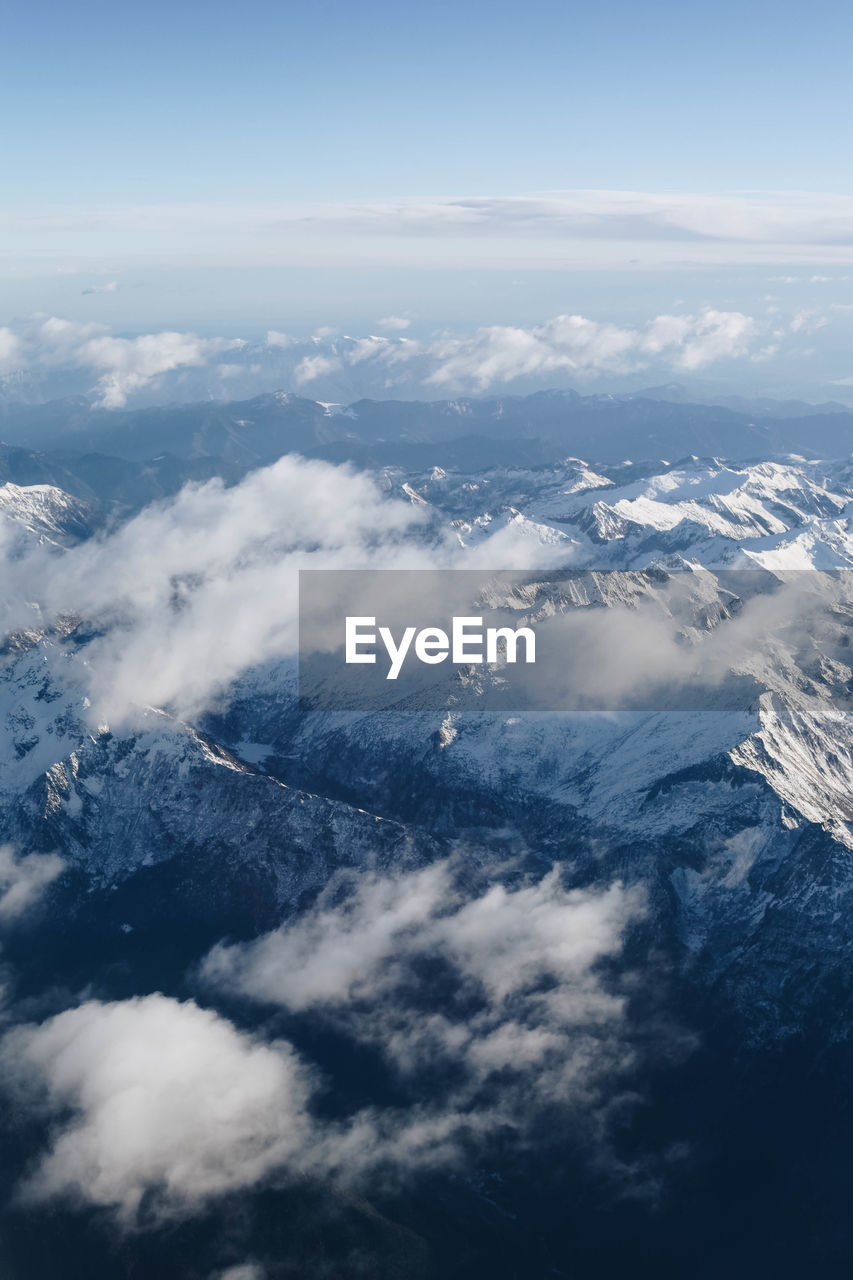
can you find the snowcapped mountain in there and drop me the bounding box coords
[1,448,852,1035]
[3,425,853,1276]
[0,635,438,985]
[395,453,853,569]
[0,483,97,549]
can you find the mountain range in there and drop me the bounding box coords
[1,390,853,1276]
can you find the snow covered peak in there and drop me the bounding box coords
[0,482,97,549]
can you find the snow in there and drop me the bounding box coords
[4,449,853,1039]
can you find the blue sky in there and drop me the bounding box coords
[4,0,853,200]
[3,0,853,397]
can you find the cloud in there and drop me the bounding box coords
[0,454,442,721]
[81,281,120,295]
[770,273,852,285]
[12,190,853,273]
[293,352,342,384]
[265,329,295,348]
[789,309,828,334]
[0,300,830,405]
[0,995,315,1223]
[0,448,580,723]
[204,861,641,1029]
[287,309,763,393]
[203,861,645,1166]
[78,331,246,408]
[424,310,759,387]
[0,846,65,921]
[0,865,644,1223]
[3,452,839,729]
[0,316,245,407]
[0,326,22,372]
[377,315,411,330]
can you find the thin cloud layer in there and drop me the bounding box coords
[10,190,853,273]
[376,315,411,330]
[0,846,65,921]
[0,326,23,372]
[81,281,120,296]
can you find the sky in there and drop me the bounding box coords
[3,0,853,395]
[4,0,852,202]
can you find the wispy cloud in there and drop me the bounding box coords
[0,864,645,1224]
[0,326,23,372]
[0,846,64,921]
[770,273,853,284]
[81,280,120,295]
[10,190,853,274]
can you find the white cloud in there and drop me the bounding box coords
[204,863,456,1011]
[293,352,342,384]
[0,455,435,721]
[0,326,22,371]
[0,316,245,407]
[377,315,411,330]
[435,309,760,385]
[789,308,829,334]
[0,867,645,1223]
[1,450,837,732]
[203,862,645,1150]
[290,309,761,392]
[0,450,577,724]
[265,329,294,348]
[0,586,673,1220]
[0,995,315,1223]
[35,316,106,350]
[79,331,246,408]
[648,309,757,371]
[0,846,65,921]
[0,301,829,404]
